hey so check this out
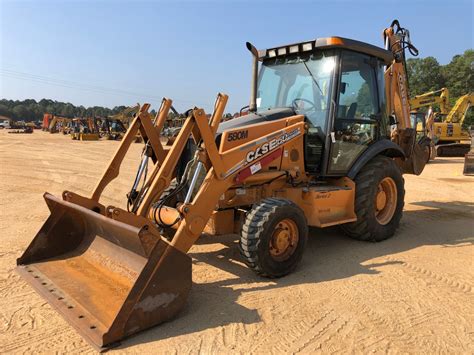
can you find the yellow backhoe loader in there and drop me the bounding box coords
[110,105,143,142]
[17,20,429,350]
[70,118,100,141]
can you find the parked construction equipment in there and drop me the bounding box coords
[42,113,53,131]
[464,129,474,175]
[17,20,430,350]
[8,125,33,134]
[409,88,450,161]
[409,89,473,157]
[410,88,450,114]
[70,118,100,141]
[433,93,473,156]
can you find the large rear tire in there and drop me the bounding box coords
[240,198,308,278]
[341,155,404,242]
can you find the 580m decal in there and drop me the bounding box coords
[227,130,248,141]
[245,128,301,163]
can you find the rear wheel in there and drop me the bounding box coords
[341,155,404,242]
[240,198,308,278]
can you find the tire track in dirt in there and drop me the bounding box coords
[0,326,74,352]
[338,258,473,352]
[386,257,473,294]
[339,296,418,352]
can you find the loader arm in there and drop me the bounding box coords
[16,92,305,350]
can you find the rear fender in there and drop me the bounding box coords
[347,139,405,179]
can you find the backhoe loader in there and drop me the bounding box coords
[95,117,128,140]
[17,20,429,350]
[70,118,100,140]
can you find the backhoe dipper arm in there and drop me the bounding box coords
[383,20,418,131]
[383,20,430,176]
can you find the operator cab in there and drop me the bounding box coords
[254,37,393,176]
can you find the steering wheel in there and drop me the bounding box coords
[292,98,317,113]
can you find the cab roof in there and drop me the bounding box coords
[258,36,393,65]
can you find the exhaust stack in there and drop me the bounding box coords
[246,42,259,113]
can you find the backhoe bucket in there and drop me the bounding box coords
[397,131,431,175]
[16,193,192,351]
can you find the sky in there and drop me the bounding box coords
[0,0,472,113]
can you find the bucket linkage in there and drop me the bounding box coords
[16,96,229,350]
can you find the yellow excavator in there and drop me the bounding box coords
[409,89,473,157]
[433,93,473,156]
[17,20,429,350]
[409,88,450,161]
[410,87,450,114]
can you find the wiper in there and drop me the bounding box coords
[302,61,324,96]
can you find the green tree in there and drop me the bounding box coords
[406,57,446,96]
[0,104,12,118]
[442,50,474,103]
[60,103,75,117]
[12,104,30,120]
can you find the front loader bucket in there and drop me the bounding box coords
[16,193,192,351]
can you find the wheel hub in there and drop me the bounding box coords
[376,189,387,211]
[269,219,299,261]
[375,177,397,225]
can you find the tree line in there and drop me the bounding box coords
[406,49,473,102]
[0,98,138,122]
[1,49,472,124]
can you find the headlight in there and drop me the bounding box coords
[302,42,313,51]
[268,49,276,58]
[277,47,287,56]
[289,45,299,53]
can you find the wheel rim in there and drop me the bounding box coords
[269,219,299,261]
[375,177,397,225]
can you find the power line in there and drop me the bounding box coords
[0,68,195,105]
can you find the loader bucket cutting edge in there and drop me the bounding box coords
[16,193,192,351]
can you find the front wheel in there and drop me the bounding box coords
[341,155,405,242]
[240,198,308,278]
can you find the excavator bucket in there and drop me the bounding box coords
[16,192,191,350]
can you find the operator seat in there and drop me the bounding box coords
[346,103,357,119]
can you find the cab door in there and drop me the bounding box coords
[327,50,382,175]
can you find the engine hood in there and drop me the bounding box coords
[217,107,295,134]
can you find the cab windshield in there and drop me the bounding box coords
[257,50,336,134]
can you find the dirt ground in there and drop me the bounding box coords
[0,130,473,354]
